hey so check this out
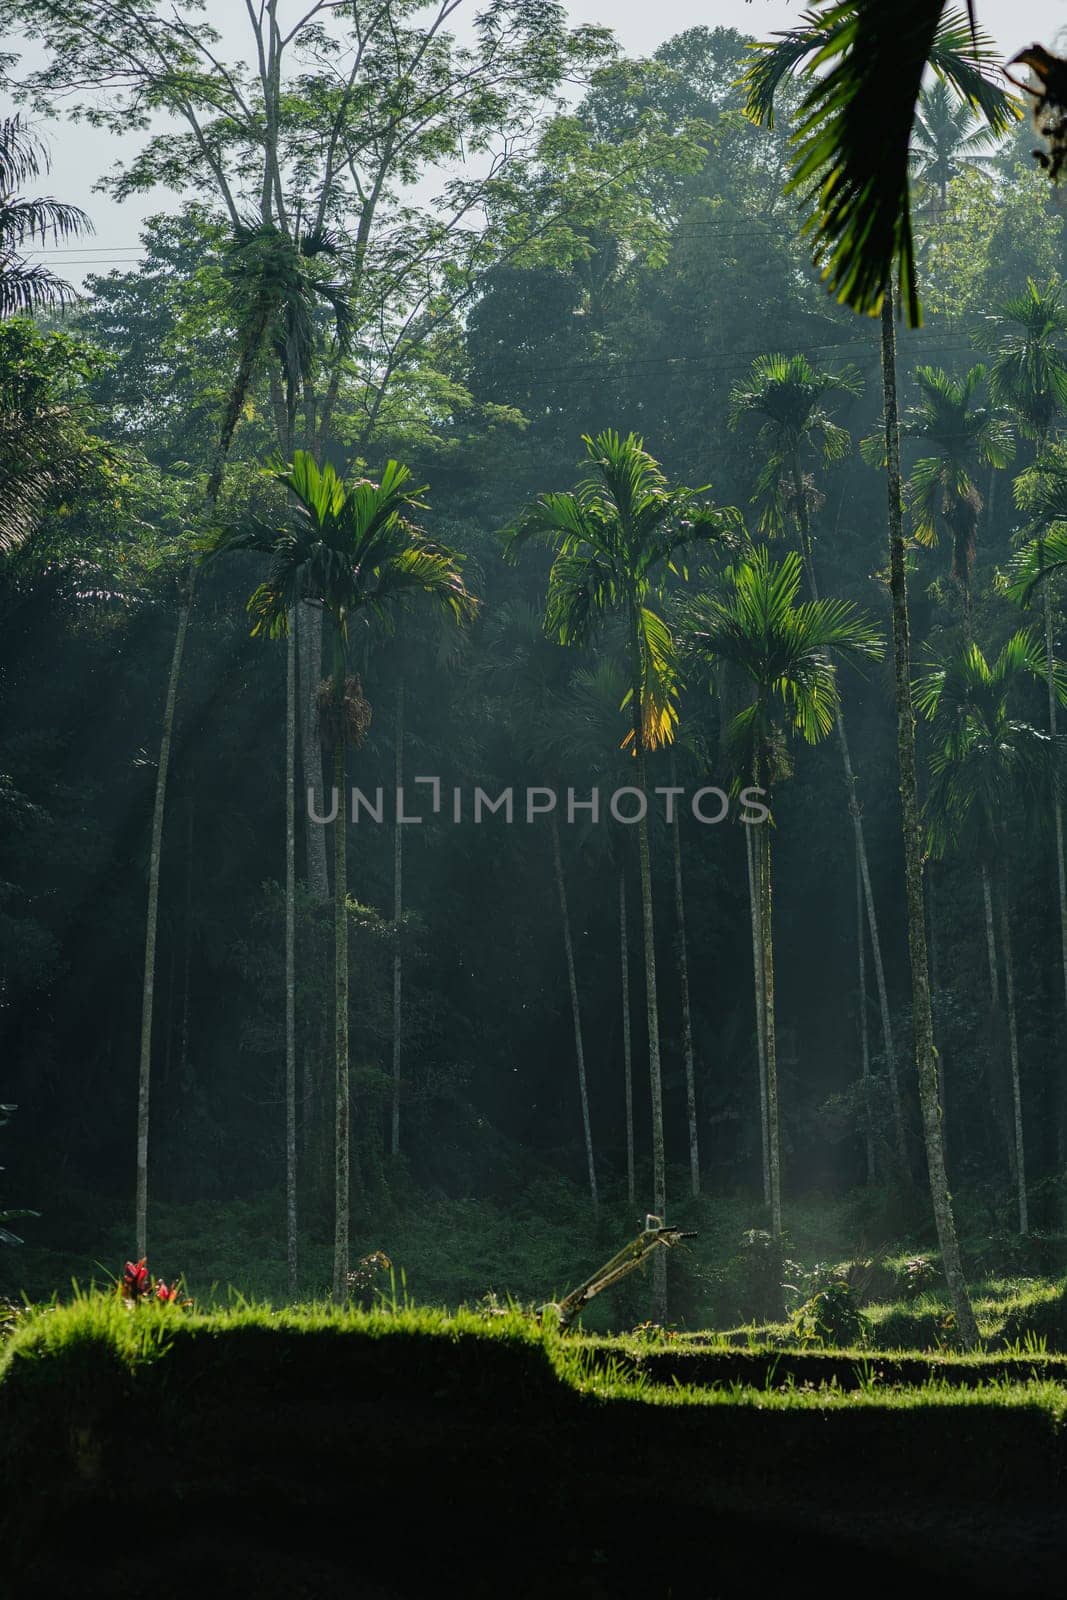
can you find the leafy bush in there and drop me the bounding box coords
[722,1230,788,1324]
[788,1267,867,1348]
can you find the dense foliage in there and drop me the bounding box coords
[2,6,1067,1324]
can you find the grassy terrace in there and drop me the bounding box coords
[3,1294,1067,1597]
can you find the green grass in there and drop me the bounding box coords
[5,1290,1067,1594]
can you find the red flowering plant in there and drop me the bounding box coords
[119,1258,190,1309]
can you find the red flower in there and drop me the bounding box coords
[155,1280,178,1303]
[123,1259,150,1298]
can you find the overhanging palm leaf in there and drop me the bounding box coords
[743,3,1018,325]
[0,116,90,319]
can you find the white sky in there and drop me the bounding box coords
[5,0,1067,284]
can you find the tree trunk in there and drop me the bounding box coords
[981,861,1017,1180]
[390,679,404,1158]
[1042,579,1067,1161]
[857,850,875,1184]
[629,601,667,1318]
[332,724,350,1300]
[745,824,771,1208]
[298,601,329,900]
[998,868,1028,1236]
[552,810,598,1212]
[757,813,781,1237]
[792,460,907,1174]
[881,288,978,1346]
[670,751,700,1198]
[620,869,635,1210]
[285,614,298,1299]
[136,562,195,1260]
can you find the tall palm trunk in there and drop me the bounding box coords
[135,302,278,1257]
[298,601,329,900]
[670,751,699,1197]
[756,807,781,1237]
[881,289,978,1346]
[998,866,1028,1236]
[135,564,194,1259]
[1041,578,1067,1161]
[285,615,298,1298]
[390,680,404,1157]
[551,811,598,1212]
[629,604,667,1319]
[332,663,350,1300]
[792,461,907,1174]
[745,824,771,1207]
[857,853,875,1184]
[619,869,635,1209]
[980,861,1017,1178]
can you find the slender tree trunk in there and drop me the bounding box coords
[1042,579,1067,1161]
[928,862,947,1145]
[998,868,1028,1236]
[857,851,875,1184]
[636,766,667,1316]
[298,601,329,900]
[793,463,907,1173]
[981,861,1017,1180]
[285,615,298,1299]
[390,680,404,1158]
[881,289,978,1346]
[620,869,635,1210]
[136,562,195,1260]
[670,751,700,1197]
[745,824,771,1208]
[552,811,598,1212]
[757,812,781,1237]
[332,719,350,1300]
[629,602,666,1317]
[981,864,1000,1008]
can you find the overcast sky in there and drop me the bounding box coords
[7,0,1067,285]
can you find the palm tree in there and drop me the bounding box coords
[557,656,640,1207]
[911,79,1000,206]
[0,120,93,556]
[729,353,909,1174]
[916,631,1063,1234]
[742,4,1016,326]
[479,601,601,1214]
[687,548,884,1235]
[891,364,1014,632]
[504,431,741,1317]
[209,450,475,1296]
[981,284,1067,1117]
[134,221,354,1262]
[745,9,1014,1345]
[0,116,90,319]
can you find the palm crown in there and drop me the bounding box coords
[209,449,476,655]
[728,352,862,540]
[870,364,1014,593]
[976,279,1067,446]
[910,79,1001,203]
[915,630,1064,859]
[1004,446,1067,605]
[502,429,743,751]
[685,545,884,786]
